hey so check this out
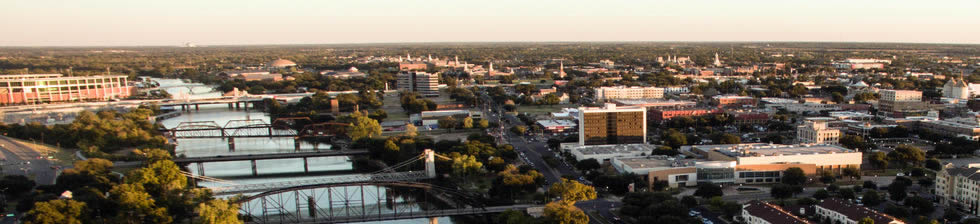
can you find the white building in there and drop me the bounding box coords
[797,117,841,144]
[594,86,664,100]
[560,143,654,162]
[936,165,980,215]
[944,78,972,100]
[599,59,615,69]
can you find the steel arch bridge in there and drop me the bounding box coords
[168,119,299,138]
[236,181,534,224]
[167,119,349,139]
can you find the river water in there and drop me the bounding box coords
[155,78,452,224]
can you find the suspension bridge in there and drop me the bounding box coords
[182,150,536,223]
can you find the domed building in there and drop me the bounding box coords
[267,59,297,69]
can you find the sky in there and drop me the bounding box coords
[2,0,979,46]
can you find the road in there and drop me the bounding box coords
[0,136,58,185]
[480,97,615,223]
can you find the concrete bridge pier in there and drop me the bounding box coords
[424,149,436,178]
[194,104,199,111]
[228,103,234,109]
[250,160,258,176]
[303,157,309,173]
[429,217,438,224]
[196,163,205,176]
[228,138,235,151]
[294,138,302,151]
[235,102,240,109]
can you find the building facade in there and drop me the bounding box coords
[0,74,134,105]
[594,86,664,100]
[649,108,723,121]
[797,117,841,144]
[396,71,439,97]
[713,95,758,108]
[937,165,980,215]
[578,104,646,145]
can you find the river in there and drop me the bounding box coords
[154,78,452,224]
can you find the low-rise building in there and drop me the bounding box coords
[729,111,770,125]
[0,74,135,105]
[649,108,724,121]
[918,119,980,141]
[612,99,697,109]
[815,198,904,224]
[936,165,980,215]
[713,95,757,108]
[536,119,577,133]
[594,86,664,100]
[560,143,655,162]
[690,143,861,176]
[611,156,702,189]
[409,110,481,129]
[399,62,428,71]
[797,117,841,144]
[742,200,812,224]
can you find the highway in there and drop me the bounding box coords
[0,136,59,185]
[479,96,617,224]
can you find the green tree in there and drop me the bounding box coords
[511,125,528,135]
[132,148,172,163]
[863,190,882,206]
[196,199,242,224]
[543,202,588,224]
[0,175,35,198]
[888,145,926,167]
[870,152,889,169]
[540,93,561,105]
[548,178,598,204]
[462,117,474,129]
[439,116,458,129]
[127,160,188,195]
[368,109,388,122]
[23,199,87,224]
[403,123,418,137]
[718,134,741,144]
[662,129,687,149]
[889,182,908,201]
[109,184,172,224]
[343,111,382,141]
[694,183,723,199]
[840,135,868,150]
[925,158,943,171]
[478,119,490,129]
[842,167,861,180]
[858,217,875,224]
[451,154,483,176]
[813,189,830,200]
[495,210,538,224]
[771,184,797,200]
[575,159,601,171]
[781,167,807,185]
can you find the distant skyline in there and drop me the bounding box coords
[3,0,979,46]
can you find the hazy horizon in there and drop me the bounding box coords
[3,0,979,46]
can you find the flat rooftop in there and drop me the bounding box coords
[616,156,703,169]
[613,99,696,107]
[693,143,856,158]
[564,143,655,155]
[536,119,576,127]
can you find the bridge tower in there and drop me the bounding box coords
[424,149,436,178]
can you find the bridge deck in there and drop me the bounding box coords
[249,205,536,224]
[174,150,368,164]
[211,171,431,195]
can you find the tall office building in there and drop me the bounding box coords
[797,117,841,144]
[396,71,439,97]
[578,104,646,145]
